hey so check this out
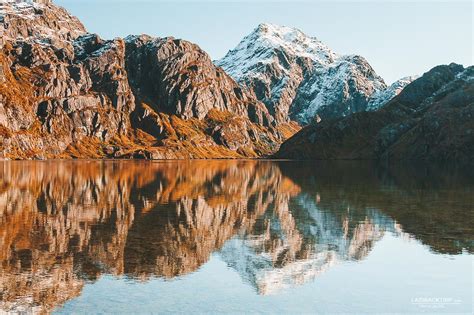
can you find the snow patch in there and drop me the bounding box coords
[367,75,419,111]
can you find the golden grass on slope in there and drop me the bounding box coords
[61,137,106,159]
[277,121,302,140]
[205,109,234,124]
[0,125,12,138]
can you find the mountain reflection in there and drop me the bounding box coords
[0,160,472,312]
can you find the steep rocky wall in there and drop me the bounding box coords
[0,2,300,160]
[0,33,137,158]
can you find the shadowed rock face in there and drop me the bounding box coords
[0,2,300,160]
[1,160,472,311]
[275,64,474,161]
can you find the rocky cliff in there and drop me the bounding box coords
[0,2,299,160]
[275,64,474,161]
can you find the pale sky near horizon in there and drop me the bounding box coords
[56,0,472,84]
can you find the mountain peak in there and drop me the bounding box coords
[216,23,338,85]
[248,22,338,64]
[254,22,306,39]
[217,23,386,124]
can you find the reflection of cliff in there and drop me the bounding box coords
[219,162,473,295]
[0,161,300,312]
[0,160,472,311]
[122,161,301,279]
[0,162,142,312]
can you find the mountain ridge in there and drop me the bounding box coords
[275,63,474,161]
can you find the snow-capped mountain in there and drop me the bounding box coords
[367,76,419,111]
[216,23,388,124]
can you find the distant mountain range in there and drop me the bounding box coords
[0,1,472,160]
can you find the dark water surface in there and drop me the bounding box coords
[0,160,472,314]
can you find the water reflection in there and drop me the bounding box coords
[0,161,472,312]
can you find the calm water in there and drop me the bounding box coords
[0,160,472,314]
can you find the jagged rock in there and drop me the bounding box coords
[367,76,418,111]
[121,34,298,157]
[0,21,136,157]
[124,35,273,125]
[0,2,300,160]
[1,1,86,42]
[211,117,251,151]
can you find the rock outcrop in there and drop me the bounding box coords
[0,2,300,160]
[0,30,137,158]
[125,35,271,124]
[275,64,474,161]
[1,0,86,42]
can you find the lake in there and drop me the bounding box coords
[0,160,472,314]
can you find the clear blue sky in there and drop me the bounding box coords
[56,0,472,84]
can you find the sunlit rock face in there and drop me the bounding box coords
[0,2,300,160]
[0,161,473,311]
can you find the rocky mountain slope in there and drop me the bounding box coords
[0,1,299,160]
[217,23,404,124]
[0,0,85,41]
[275,63,474,161]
